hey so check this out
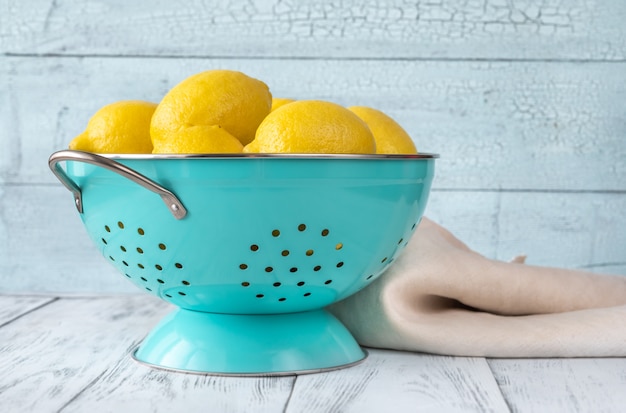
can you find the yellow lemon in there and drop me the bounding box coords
[348,106,417,154]
[151,70,272,147]
[68,100,157,154]
[152,125,243,154]
[271,97,295,112]
[244,100,376,154]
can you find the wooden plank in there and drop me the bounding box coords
[426,190,626,274]
[425,190,502,259]
[4,56,626,191]
[0,56,14,181]
[489,358,626,412]
[0,295,55,326]
[0,296,170,412]
[0,295,294,412]
[496,191,626,275]
[2,0,625,60]
[285,349,509,412]
[60,350,294,413]
[0,185,136,294]
[1,186,624,295]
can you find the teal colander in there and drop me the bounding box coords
[49,150,437,375]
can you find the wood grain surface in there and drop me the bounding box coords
[2,1,625,60]
[286,350,508,412]
[0,295,170,412]
[61,354,295,413]
[489,358,626,412]
[2,294,626,412]
[0,295,55,326]
[3,57,626,191]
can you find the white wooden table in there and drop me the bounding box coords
[2,295,625,412]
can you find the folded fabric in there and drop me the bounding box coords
[328,218,626,357]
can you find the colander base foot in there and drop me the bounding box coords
[133,308,366,376]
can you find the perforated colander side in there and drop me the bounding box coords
[96,213,422,310]
[98,220,191,297]
[234,222,346,303]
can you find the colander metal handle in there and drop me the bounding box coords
[48,150,187,220]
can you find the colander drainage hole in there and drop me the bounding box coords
[182,280,190,286]
[336,262,344,268]
[158,243,166,250]
[178,292,186,296]
[265,266,273,273]
[321,229,329,236]
[138,263,145,269]
[281,250,290,257]
[164,294,172,298]
[314,265,321,272]
[239,264,248,270]
[367,274,374,280]
[137,247,143,254]
[272,229,280,237]
[298,224,306,231]
[104,225,111,233]
[157,279,165,284]
[241,282,250,287]
[398,238,403,245]
[140,277,147,282]
[278,298,286,302]
[118,221,124,229]
[137,228,145,235]
[297,281,305,286]
[304,292,311,297]
[273,282,281,287]
[120,246,127,252]
[155,264,163,271]
[250,244,259,252]
[335,243,343,250]
[101,238,107,245]
[290,267,298,273]
[325,280,333,285]
[306,249,314,256]
[256,294,264,298]
[175,263,183,269]
[381,257,388,263]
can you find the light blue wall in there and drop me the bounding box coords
[1,0,625,293]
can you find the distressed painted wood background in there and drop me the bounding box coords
[1,0,625,293]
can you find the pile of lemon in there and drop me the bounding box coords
[69,70,417,155]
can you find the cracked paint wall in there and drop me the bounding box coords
[0,0,625,293]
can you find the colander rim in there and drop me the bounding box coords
[91,152,439,160]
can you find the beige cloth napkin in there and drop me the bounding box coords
[329,218,626,357]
